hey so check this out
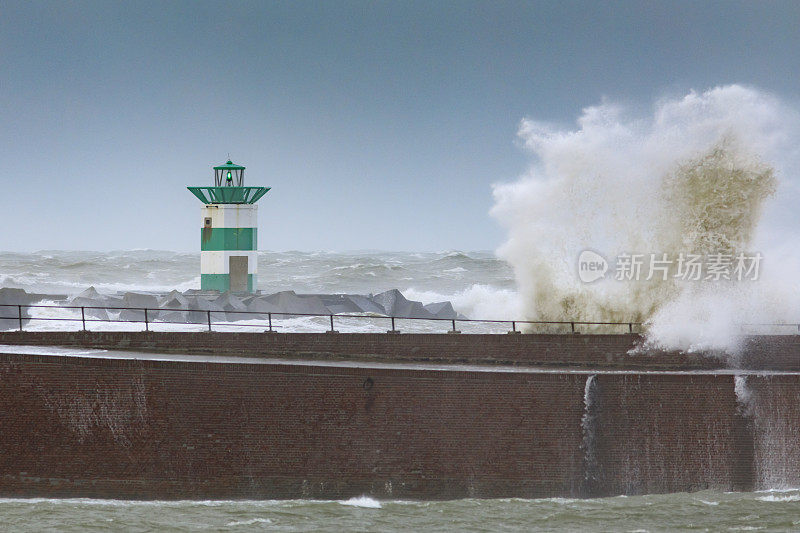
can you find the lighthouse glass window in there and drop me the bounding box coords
[227,168,243,186]
[215,168,242,186]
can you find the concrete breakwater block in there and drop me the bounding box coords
[0,288,37,329]
[215,292,247,312]
[213,292,249,321]
[158,309,189,324]
[70,286,123,309]
[0,287,465,329]
[185,296,226,324]
[372,289,435,319]
[63,286,118,322]
[262,291,330,317]
[341,294,386,315]
[158,291,191,324]
[317,294,363,315]
[120,292,161,322]
[424,301,458,320]
[123,292,159,309]
[160,290,190,309]
[240,296,282,317]
[74,286,102,301]
[67,298,110,321]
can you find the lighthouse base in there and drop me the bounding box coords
[200,273,256,293]
[200,250,258,293]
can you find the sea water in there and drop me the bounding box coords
[0,250,523,334]
[0,249,514,300]
[0,491,798,531]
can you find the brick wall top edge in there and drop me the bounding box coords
[1,331,797,371]
[0,352,770,383]
[0,352,598,382]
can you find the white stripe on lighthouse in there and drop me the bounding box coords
[201,251,259,274]
[201,204,258,229]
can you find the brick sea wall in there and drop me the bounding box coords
[0,332,798,499]
[0,348,798,499]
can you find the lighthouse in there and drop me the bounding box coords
[187,160,270,293]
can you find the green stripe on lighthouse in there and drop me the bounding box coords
[200,228,257,251]
[201,274,256,292]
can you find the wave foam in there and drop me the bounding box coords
[225,517,273,526]
[403,284,522,321]
[339,496,382,508]
[492,85,800,353]
[757,494,800,502]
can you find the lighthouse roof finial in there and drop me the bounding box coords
[213,160,245,170]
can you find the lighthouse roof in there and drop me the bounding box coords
[213,160,246,170]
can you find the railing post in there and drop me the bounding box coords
[447,319,461,334]
[629,322,633,333]
[392,317,396,331]
[144,308,149,332]
[268,312,273,332]
[512,321,516,332]
[81,307,86,331]
[207,310,212,332]
[571,321,575,333]
[327,314,338,333]
[18,305,23,331]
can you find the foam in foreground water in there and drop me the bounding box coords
[492,84,800,354]
[0,491,797,531]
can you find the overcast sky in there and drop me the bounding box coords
[2,1,799,252]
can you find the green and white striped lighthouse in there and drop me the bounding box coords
[187,160,270,293]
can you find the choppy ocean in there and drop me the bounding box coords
[1,491,799,532]
[0,250,523,333]
[0,250,512,297]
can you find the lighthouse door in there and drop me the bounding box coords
[229,256,248,292]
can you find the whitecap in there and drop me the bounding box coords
[225,517,272,526]
[757,494,800,502]
[339,496,382,508]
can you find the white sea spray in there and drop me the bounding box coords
[492,85,800,352]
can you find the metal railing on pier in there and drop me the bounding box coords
[0,303,648,335]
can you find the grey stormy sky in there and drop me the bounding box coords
[2,0,799,252]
